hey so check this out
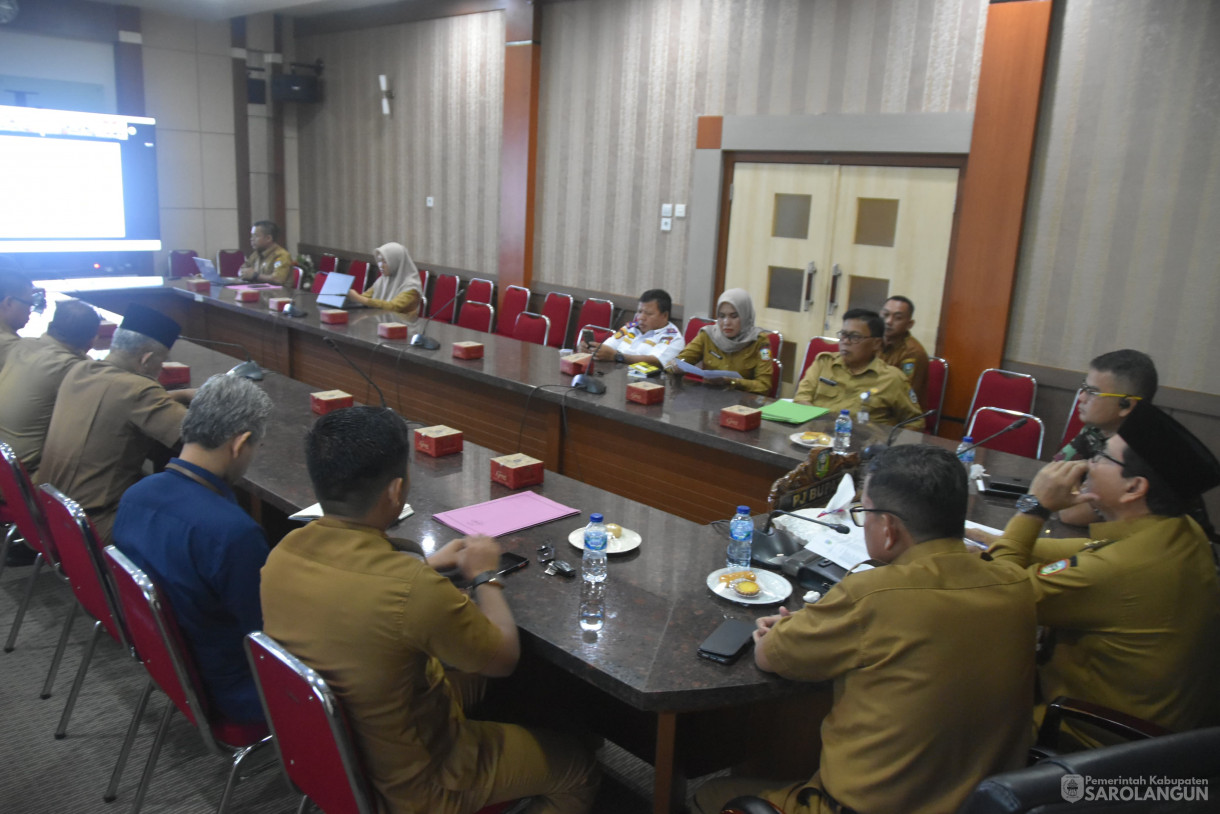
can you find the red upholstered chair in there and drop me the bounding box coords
[430,274,460,322]
[684,316,714,345]
[496,285,531,337]
[759,329,783,398]
[967,368,1037,424]
[316,254,339,274]
[580,325,615,344]
[291,266,303,289]
[925,356,949,435]
[347,260,370,295]
[541,292,573,348]
[800,336,840,381]
[466,278,495,305]
[1,441,60,653]
[419,268,431,300]
[311,271,330,293]
[575,298,614,339]
[965,407,1046,459]
[246,632,531,814]
[216,250,245,278]
[457,301,495,333]
[513,312,551,346]
[1059,389,1086,452]
[103,546,272,814]
[168,250,199,279]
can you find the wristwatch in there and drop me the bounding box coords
[1016,493,1052,520]
[614,351,625,364]
[469,570,504,592]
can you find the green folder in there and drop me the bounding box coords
[760,401,829,424]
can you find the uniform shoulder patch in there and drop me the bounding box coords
[760,347,771,361]
[908,388,918,403]
[902,361,915,375]
[1038,557,1076,576]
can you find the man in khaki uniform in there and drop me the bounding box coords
[694,445,1036,814]
[794,308,925,429]
[238,220,293,285]
[986,401,1220,747]
[262,407,598,814]
[879,295,929,403]
[0,267,38,370]
[37,304,194,545]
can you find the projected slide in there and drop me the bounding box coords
[0,135,126,239]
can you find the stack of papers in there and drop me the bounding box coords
[434,492,579,537]
[760,400,829,424]
[290,503,415,522]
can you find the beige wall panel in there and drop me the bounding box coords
[155,129,203,210]
[201,132,238,210]
[143,47,200,132]
[141,10,196,51]
[203,209,240,258]
[195,19,232,58]
[159,208,206,259]
[197,54,235,135]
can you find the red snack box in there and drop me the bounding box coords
[268,297,292,312]
[414,425,464,458]
[452,341,484,360]
[96,320,118,338]
[560,353,592,375]
[719,405,761,431]
[626,381,665,405]
[184,279,211,293]
[236,289,261,303]
[320,308,349,325]
[157,361,190,388]
[378,322,409,340]
[310,389,354,415]
[490,453,544,489]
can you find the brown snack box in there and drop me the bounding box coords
[319,308,349,325]
[268,297,292,312]
[490,453,544,489]
[452,341,484,360]
[378,322,409,340]
[184,279,211,293]
[560,353,592,375]
[626,381,665,405]
[719,405,761,431]
[96,320,118,338]
[157,362,190,388]
[414,425,464,458]
[310,389,354,415]
[236,289,261,303]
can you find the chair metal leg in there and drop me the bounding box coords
[295,795,309,814]
[130,698,174,814]
[106,678,154,803]
[4,553,44,652]
[216,737,274,814]
[0,523,17,582]
[55,619,102,738]
[42,601,80,699]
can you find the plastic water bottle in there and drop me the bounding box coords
[579,581,605,632]
[857,390,871,425]
[727,506,753,568]
[581,513,608,583]
[833,409,852,455]
[956,436,976,468]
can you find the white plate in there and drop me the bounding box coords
[567,527,642,555]
[706,567,793,606]
[789,431,833,449]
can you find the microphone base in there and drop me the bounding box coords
[571,374,605,395]
[228,360,265,381]
[410,334,441,351]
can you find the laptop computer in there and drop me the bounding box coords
[193,256,241,284]
[316,271,368,309]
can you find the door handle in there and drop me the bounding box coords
[803,262,817,312]
[827,264,842,315]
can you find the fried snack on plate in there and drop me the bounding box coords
[719,570,756,584]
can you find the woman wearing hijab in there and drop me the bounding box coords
[669,288,773,395]
[346,242,423,316]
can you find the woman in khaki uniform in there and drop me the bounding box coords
[670,288,773,395]
[347,242,424,316]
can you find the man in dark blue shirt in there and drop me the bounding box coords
[114,373,273,723]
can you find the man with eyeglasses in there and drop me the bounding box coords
[693,445,1035,814]
[987,401,1220,748]
[0,267,41,371]
[794,308,926,429]
[1056,349,1158,462]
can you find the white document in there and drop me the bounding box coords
[963,520,1003,550]
[774,475,873,571]
[290,503,415,523]
[673,359,741,379]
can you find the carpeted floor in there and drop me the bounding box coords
[0,551,694,814]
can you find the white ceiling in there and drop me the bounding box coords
[82,0,406,22]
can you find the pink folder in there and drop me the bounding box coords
[433,491,580,537]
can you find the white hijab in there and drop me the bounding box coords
[368,242,423,302]
[704,288,761,354]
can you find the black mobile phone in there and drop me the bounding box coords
[697,618,757,665]
[498,552,529,576]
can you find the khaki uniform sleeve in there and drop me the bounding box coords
[364,288,421,315]
[730,337,772,395]
[129,381,188,448]
[764,588,864,682]
[266,247,294,286]
[907,351,929,404]
[794,354,829,404]
[673,331,707,367]
[402,566,503,674]
[880,369,924,430]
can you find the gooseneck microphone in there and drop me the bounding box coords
[956,417,1029,456]
[410,287,464,350]
[323,337,387,409]
[885,408,937,446]
[762,508,851,535]
[180,335,265,381]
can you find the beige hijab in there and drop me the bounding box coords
[368,242,423,302]
[704,288,761,354]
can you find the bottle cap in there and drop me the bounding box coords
[962,437,973,443]
[839,409,849,416]
[737,505,750,515]
[590,513,603,523]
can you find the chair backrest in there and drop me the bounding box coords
[1059,389,1086,452]
[801,336,840,381]
[466,278,495,305]
[246,632,375,814]
[581,325,615,343]
[311,271,330,294]
[217,250,245,278]
[347,260,369,294]
[457,301,495,333]
[925,356,949,435]
[541,292,573,348]
[37,485,127,648]
[168,250,199,279]
[514,312,551,346]
[419,268,431,300]
[684,316,714,345]
[291,266,303,289]
[0,441,53,563]
[968,368,1037,422]
[496,285,531,337]
[430,274,460,322]
[965,407,1045,459]
[575,298,614,338]
[316,254,339,274]
[759,329,783,398]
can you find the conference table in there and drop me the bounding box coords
[64,282,1047,813]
